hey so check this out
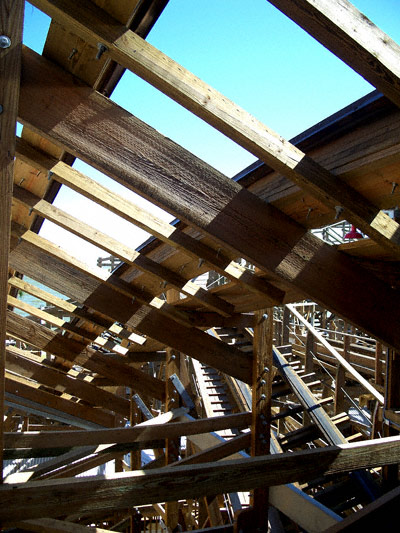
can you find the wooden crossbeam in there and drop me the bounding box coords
[15,137,284,306]
[17,47,400,352]
[1,436,399,522]
[26,0,400,256]
[5,345,130,417]
[6,310,166,401]
[0,0,24,482]
[4,412,252,449]
[13,184,235,317]
[9,238,253,383]
[266,0,400,108]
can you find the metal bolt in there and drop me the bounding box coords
[171,354,176,360]
[306,207,313,220]
[0,36,11,49]
[334,206,344,220]
[260,379,266,386]
[169,398,175,404]
[263,366,269,373]
[68,48,77,60]
[260,393,266,401]
[47,171,53,181]
[96,43,108,60]
[391,182,398,195]
[198,258,205,268]
[0,104,3,114]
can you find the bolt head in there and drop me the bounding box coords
[260,379,266,386]
[0,36,11,49]
[0,104,3,114]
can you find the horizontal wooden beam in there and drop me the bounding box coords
[17,46,400,352]
[1,436,399,521]
[10,518,113,533]
[5,412,252,449]
[266,0,400,108]
[26,0,400,255]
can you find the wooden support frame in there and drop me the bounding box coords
[1,436,399,522]
[0,0,24,482]
[17,46,400,354]
[26,0,400,256]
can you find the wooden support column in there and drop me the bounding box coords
[334,326,350,415]
[375,342,384,387]
[305,330,315,374]
[282,306,290,346]
[0,0,23,482]
[249,309,273,532]
[165,289,182,531]
[383,349,400,487]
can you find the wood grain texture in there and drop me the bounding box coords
[26,0,400,256]
[0,0,24,482]
[18,47,400,352]
[0,436,399,522]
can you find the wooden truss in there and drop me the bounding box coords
[1,0,400,531]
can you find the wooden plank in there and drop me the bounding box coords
[9,240,253,384]
[5,346,130,417]
[17,47,400,353]
[0,0,24,482]
[266,0,400,108]
[5,373,116,429]
[4,411,252,449]
[6,311,165,401]
[287,304,384,404]
[26,0,400,256]
[0,436,399,522]
[13,184,234,317]
[15,137,285,306]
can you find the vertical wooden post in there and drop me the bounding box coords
[165,289,181,531]
[375,342,384,387]
[334,325,349,414]
[383,349,400,487]
[251,308,273,531]
[282,306,290,345]
[305,330,315,374]
[0,0,24,483]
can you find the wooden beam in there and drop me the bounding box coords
[25,0,400,255]
[9,238,253,384]
[0,0,24,482]
[5,345,130,417]
[0,436,399,522]
[17,47,400,352]
[15,137,284,306]
[13,184,234,317]
[287,304,384,404]
[266,0,400,108]
[6,310,166,401]
[10,517,112,533]
[4,411,252,449]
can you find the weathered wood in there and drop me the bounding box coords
[4,411,252,449]
[13,184,235,317]
[15,137,284,306]
[25,0,400,256]
[1,436,399,522]
[266,0,400,108]
[6,311,165,401]
[250,310,273,529]
[287,304,384,404]
[18,47,400,353]
[9,237,253,383]
[0,0,24,482]
[5,345,130,417]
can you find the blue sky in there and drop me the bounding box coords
[21,1,400,266]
